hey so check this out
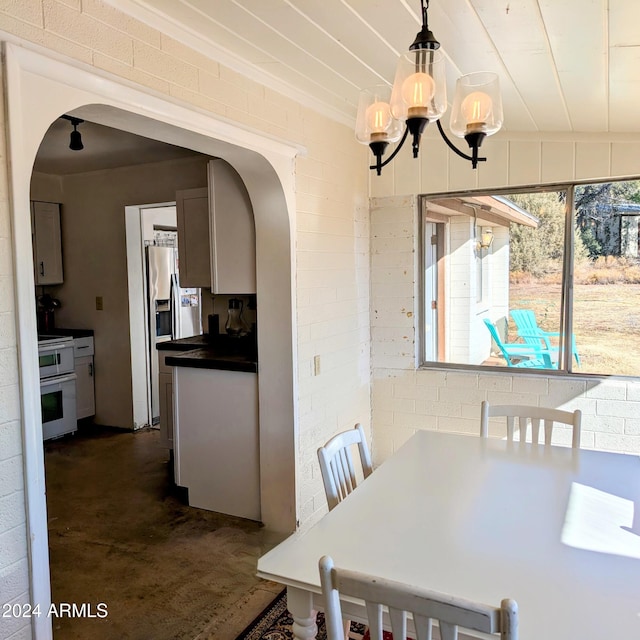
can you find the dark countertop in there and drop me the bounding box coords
[156,334,211,351]
[159,334,258,373]
[49,327,94,338]
[165,349,257,373]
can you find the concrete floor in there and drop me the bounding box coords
[44,425,284,640]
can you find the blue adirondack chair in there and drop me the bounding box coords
[510,309,580,366]
[483,318,555,369]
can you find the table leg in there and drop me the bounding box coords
[287,585,318,640]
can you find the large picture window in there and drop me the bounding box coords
[420,179,640,376]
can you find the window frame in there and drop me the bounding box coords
[417,179,635,376]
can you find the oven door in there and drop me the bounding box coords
[38,341,75,379]
[40,373,77,441]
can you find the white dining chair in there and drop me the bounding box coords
[317,423,373,511]
[319,555,519,640]
[480,400,582,448]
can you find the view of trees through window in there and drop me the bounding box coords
[422,178,640,376]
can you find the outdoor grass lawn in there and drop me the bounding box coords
[510,282,640,377]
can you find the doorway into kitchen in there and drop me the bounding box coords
[126,202,195,431]
[7,43,298,639]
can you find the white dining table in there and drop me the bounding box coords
[257,430,640,639]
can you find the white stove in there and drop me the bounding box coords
[38,334,77,440]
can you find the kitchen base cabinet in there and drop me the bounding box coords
[75,356,95,419]
[73,336,95,420]
[173,366,260,521]
[158,350,184,449]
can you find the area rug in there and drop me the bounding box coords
[235,588,371,639]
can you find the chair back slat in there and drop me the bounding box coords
[389,607,408,639]
[413,613,433,640]
[530,417,541,444]
[319,556,518,640]
[439,621,457,640]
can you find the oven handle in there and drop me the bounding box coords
[40,372,77,387]
[38,343,73,353]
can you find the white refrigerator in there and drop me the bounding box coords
[147,245,201,422]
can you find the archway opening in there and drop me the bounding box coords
[6,43,298,637]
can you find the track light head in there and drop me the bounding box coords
[69,127,83,151]
[60,114,85,151]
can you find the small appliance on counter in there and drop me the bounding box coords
[225,298,249,337]
[207,313,220,340]
[36,292,61,333]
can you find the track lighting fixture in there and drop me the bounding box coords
[355,0,503,175]
[60,114,84,151]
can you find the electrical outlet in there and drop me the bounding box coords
[96,296,104,311]
[313,355,321,376]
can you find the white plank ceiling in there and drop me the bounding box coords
[106,0,640,134]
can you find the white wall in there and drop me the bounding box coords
[31,156,209,429]
[370,133,640,464]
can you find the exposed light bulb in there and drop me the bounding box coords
[365,100,394,140]
[461,91,493,133]
[401,72,435,118]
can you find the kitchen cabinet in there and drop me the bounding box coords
[73,336,95,419]
[31,201,64,285]
[208,159,256,294]
[176,187,210,288]
[175,159,256,293]
[173,365,260,521]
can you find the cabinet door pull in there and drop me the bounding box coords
[39,261,45,276]
[89,363,93,377]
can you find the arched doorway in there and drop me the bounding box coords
[5,43,298,638]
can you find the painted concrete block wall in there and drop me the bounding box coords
[0,0,371,631]
[0,67,30,640]
[489,228,510,324]
[448,217,473,363]
[370,133,640,463]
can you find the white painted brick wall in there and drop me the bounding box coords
[0,44,30,635]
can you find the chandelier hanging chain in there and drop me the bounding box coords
[421,0,429,30]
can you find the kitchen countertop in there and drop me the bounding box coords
[159,334,258,373]
[49,327,94,338]
[156,335,211,351]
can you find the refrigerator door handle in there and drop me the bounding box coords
[170,273,180,340]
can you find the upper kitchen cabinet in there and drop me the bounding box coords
[31,201,64,285]
[208,159,256,294]
[175,160,256,294]
[176,187,211,288]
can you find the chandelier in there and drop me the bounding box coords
[355,0,503,175]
